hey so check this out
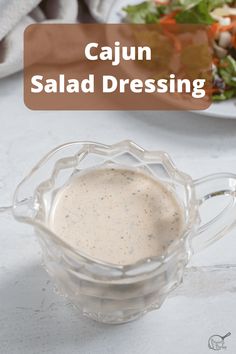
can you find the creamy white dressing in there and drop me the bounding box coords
[50,167,184,265]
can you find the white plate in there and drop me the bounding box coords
[107,0,236,119]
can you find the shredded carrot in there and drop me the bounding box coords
[209,22,220,38]
[163,29,182,52]
[160,10,179,23]
[213,57,220,65]
[232,34,236,48]
[160,18,176,24]
[219,62,229,68]
[220,22,236,32]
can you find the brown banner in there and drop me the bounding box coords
[24,24,212,110]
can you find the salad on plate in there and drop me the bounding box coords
[123,0,236,102]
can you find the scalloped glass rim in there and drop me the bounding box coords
[12,140,198,272]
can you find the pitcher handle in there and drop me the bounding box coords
[192,173,236,253]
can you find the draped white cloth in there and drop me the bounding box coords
[0,0,114,78]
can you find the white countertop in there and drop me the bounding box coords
[1,73,236,354]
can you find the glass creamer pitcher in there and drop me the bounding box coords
[1,140,236,324]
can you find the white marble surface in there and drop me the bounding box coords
[1,73,236,353]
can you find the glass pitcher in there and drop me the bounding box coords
[1,140,236,324]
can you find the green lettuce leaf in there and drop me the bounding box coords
[219,56,236,87]
[176,0,202,10]
[123,0,236,24]
[213,56,236,101]
[174,0,234,11]
[175,1,214,24]
[213,89,236,101]
[123,2,167,24]
[174,0,235,23]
